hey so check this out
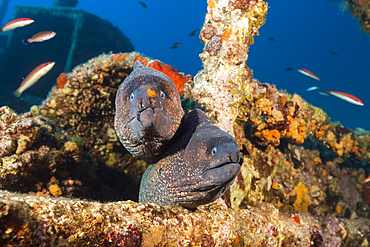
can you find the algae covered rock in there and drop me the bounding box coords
[1,0,370,245]
[1,190,369,246]
[182,0,370,222]
[0,106,57,192]
[0,105,102,199]
[344,0,370,35]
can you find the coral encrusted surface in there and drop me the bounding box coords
[1,0,370,246]
[344,0,370,35]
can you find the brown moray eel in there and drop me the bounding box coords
[114,61,184,163]
[139,109,243,208]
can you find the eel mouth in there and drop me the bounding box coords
[208,152,243,171]
[208,159,243,171]
[126,107,174,143]
[202,162,241,190]
[128,107,163,125]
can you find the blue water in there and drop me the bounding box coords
[1,0,369,130]
[249,0,370,131]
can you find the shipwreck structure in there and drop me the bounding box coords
[1,0,370,246]
[0,4,134,112]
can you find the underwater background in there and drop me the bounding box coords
[0,0,369,131]
[2,1,370,245]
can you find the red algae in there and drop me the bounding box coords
[56,73,68,89]
[148,61,189,95]
[133,54,148,66]
[111,53,128,63]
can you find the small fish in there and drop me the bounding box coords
[22,31,56,45]
[268,37,275,41]
[325,90,364,106]
[1,18,34,32]
[318,91,330,96]
[297,68,321,81]
[170,42,181,49]
[363,175,370,184]
[330,51,338,57]
[306,86,319,92]
[138,1,147,8]
[14,62,55,98]
[189,29,199,36]
[285,67,293,71]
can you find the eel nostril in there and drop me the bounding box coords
[138,96,150,109]
[227,152,243,164]
[227,152,239,163]
[231,153,235,162]
[150,97,159,108]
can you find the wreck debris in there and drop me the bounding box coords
[1,190,370,246]
[191,0,268,135]
[183,0,370,236]
[344,0,370,35]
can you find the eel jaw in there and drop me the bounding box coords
[171,162,241,208]
[124,107,176,161]
[173,167,240,209]
[128,107,175,140]
[203,162,241,188]
[202,150,243,186]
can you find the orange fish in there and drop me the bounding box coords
[297,68,321,81]
[363,175,370,184]
[1,18,34,32]
[14,62,55,97]
[22,31,56,45]
[291,214,300,224]
[325,90,364,106]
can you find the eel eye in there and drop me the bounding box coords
[130,92,134,102]
[160,90,165,99]
[211,147,217,156]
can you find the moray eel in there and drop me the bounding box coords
[139,109,243,208]
[114,61,184,163]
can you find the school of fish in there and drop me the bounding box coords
[1,17,56,97]
[297,67,364,106]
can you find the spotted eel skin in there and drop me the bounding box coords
[114,61,184,164]
[139,109,243,208]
